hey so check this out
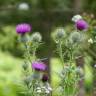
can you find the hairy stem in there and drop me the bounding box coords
[58,40,64,68]
[69,47,73,66]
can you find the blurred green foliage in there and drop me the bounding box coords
[0,25,24,57]
[84,0,96,12]
[0,51,22,96]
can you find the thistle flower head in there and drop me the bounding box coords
[32,61,46,71]
[76,19,88,31]
[31,32,42,42]
[72,14,82,22]
[16,23,31,34]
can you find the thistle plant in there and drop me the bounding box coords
[53,15,88,96]
[16,23,52,96]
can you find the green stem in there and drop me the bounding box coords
[32,43,39,61]
[63,86,65,96]
[32,47,37,61]
[24,43,32,63]
[58,40,64,68]
[69,48,73,66]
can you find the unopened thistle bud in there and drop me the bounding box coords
[22,63,28,70]
[31,32,42,42]
[69,31,81,44]
[42,74,49,82]
[55,28,65,40]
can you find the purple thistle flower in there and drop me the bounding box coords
[32,61,46,71]
[42,74,49,82]
[76,20,88,31]
[16,23,31,34]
